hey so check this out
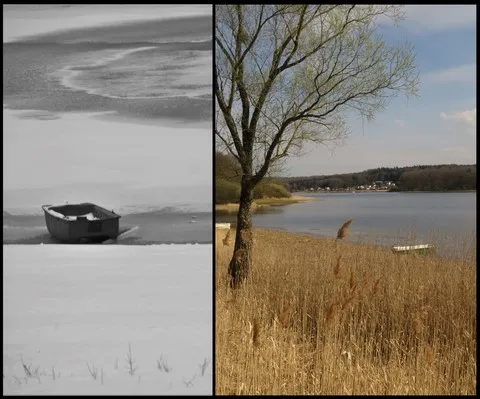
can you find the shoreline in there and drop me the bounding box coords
[294,189,476,194]
[215,189,477,216]
[216,226,475,395]
[215,195,317,213]
[220,227,475,262]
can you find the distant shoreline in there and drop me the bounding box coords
[215,190,476,213]
[295,190,476,194]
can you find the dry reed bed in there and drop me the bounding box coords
[216,228,476,395]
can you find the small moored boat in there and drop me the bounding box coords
[42,203,121,243]
[391,244,436,256]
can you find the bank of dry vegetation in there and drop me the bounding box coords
[216,228,476,395]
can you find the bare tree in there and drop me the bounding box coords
[215,5,419,288]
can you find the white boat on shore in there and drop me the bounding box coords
[391,244,436,255]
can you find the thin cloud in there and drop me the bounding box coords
[440,108,476,126]
[440,108,476,137]
[423,64,475,85]
[376,5,476,32]
[404,5,476,32]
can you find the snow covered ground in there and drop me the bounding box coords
[3,244,212,395]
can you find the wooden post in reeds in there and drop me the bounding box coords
[223,229,232,246]
[216,223,231,247]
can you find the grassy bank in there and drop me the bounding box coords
[216,228,476,395]
[215,196,316,213]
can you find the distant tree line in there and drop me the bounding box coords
[396,165,476,191]
[282,164,476,192]
[216,152,291,204]
[216,156,476,200]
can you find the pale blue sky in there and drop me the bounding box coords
[285,5,476,177]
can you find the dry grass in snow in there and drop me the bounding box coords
[3,244,212,395]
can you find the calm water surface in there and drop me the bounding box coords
[217,192,476,258]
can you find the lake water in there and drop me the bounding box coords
[3,8,213,246]
[216,192,476,259]
[3,13,212,122]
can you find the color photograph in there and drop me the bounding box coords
[215,5,475,395]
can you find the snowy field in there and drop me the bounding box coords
[3,245,212,395]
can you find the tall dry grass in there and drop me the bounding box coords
[216,228,476,395]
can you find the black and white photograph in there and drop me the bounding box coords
[3,4,212,395]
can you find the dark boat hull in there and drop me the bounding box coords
[42,203,121,244]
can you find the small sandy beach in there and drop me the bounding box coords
[215,195,317,213]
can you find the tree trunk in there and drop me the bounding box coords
[228,175,254,288]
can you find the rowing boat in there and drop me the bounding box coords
[391,244,436,256]
[42,203,121,243]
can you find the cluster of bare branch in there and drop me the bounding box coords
[216,5,419,287]
[216,5,418,182]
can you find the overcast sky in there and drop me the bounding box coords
[285,5,476,177]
